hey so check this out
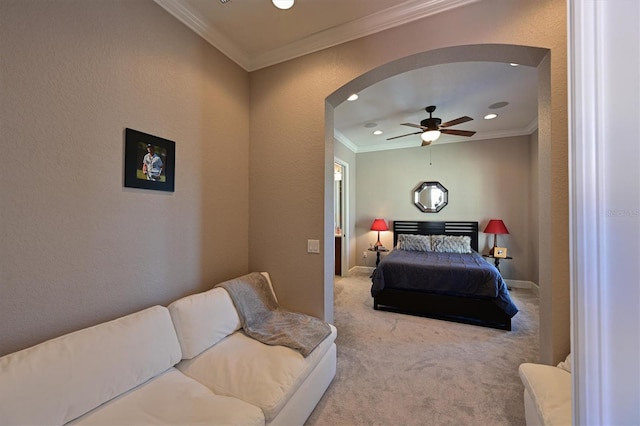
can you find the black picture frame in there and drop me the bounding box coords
[124,128,175,192]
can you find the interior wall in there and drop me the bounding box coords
[569,1,640,422]
[529,130,540,284]
[355,136,532,281]
[0,0,251,356]
[592,2,639,421]
[249,0,567,362]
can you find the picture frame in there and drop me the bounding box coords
[124,128,175,192]
[494,247,508,258]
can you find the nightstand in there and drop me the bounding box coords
[482,254,513,272]
[368,247,389,268]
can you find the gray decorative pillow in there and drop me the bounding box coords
[431,235,472,253]
[397,234,432,252]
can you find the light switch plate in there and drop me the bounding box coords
[307,239,320,253]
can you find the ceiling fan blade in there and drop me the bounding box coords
[401,122,428,130]
[386,131,422,140]
[440,116,473,128]
[440,128,476,137]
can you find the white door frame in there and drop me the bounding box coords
[569,1,640,424]
[334,158,349,276]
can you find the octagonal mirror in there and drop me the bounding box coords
[413,181,448,213]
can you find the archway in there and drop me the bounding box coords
[324,43,553,355]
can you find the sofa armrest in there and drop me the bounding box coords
[518,363,572,426]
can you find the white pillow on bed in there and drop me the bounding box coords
[431,235,472,253]
[396,234,431,252]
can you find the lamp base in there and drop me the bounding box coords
[489,234,498,255]
[374,230,383,249]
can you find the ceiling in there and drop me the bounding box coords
[154,0,539,153]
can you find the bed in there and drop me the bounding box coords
[370,220,518,330]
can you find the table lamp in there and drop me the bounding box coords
[483,219,509,255]
[370,218,388,249]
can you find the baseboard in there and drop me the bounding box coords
[347,266,374,276]
[505,279,539,295]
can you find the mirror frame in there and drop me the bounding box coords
[413,181,448,213]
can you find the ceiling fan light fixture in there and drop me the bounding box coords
[421,130,441,143]
[272,0,294,9]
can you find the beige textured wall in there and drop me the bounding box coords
[355,137,532,282]
[0,0,568,364]
[0,0,250,356]
[530,130,540,284]
[249,0,568,363]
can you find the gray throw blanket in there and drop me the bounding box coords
[216,272,331,357]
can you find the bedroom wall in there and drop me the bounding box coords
[355,136,532,281]
[249,0,568,364]
[0,0,250,356]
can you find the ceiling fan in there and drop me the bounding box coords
[387,105,476,146]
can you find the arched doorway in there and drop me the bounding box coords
[324,43,554,357]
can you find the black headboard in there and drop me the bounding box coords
[393,220,479,252]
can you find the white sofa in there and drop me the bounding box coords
[518,355,572,426]
[0,273,337,425]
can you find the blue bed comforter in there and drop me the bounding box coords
[371,249,518,317]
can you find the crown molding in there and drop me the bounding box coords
[250,0,481,71]
[154,0,250,69]
[155,0,481,72]
[333,130,359,153]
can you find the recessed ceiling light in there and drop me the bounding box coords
[484,113,498,120]
[272,0,294,9]
[373,130,383,135]
[347,94,359,101]
[363,122,377,128]
[509,63,519,67]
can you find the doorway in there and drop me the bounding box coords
[325,43,555,358]
[334,160,348,276]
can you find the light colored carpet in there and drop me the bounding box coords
[305,271,539,426]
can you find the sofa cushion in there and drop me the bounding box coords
[168,272,278,360]
[0,305,182,425]
[556,353,572,373]
[168,287,242,359]
[518,363,572,425]
[70,368,264,426]
[177,324,337,421]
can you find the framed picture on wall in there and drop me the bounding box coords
[124,128,175,192]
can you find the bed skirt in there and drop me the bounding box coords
[373,288,512,331]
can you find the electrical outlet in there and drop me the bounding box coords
[362,251,367,258]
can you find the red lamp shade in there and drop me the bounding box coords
[370,219,389,232]
[370,218,388,248]
[483,219,509,254]
[483,219,509,235]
